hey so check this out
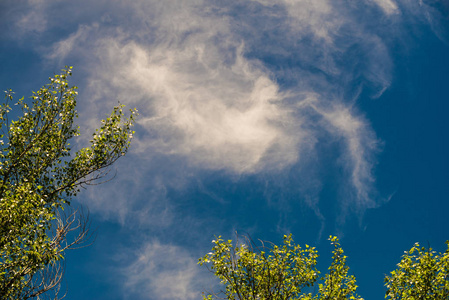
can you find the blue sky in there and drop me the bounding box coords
[1,0,448,299]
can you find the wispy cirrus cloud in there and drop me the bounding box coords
[60,0,387,220]
[91,40,299,173]
[2,0,423,249]
[14,0,49,35]
[373,0,399,15]
[2,0,395,233]
[122,240,208,300]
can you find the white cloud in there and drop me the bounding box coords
[14,0,49,34]
[7,0,437,225]
[417,0,449,44]
[123,241,210,300]
[372,0,399,15]
[36,0,392,222]
[312,102,380,212]
[47,24,97,62]
[89,40,300,173]
[79,157,175,227]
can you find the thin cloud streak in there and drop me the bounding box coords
[15,0,49,35]
[63,0,389,219]
[122,240,209,300]
[373,0,399,15]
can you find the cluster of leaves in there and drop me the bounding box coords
[384,241,449,299]
[198,234,362,300]
[313,236,360,300]
[0,67,137,299]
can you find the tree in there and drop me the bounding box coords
[198,234,362,300]
[0,67,137,299]
[384,241,449,299]
[313,236,360,300]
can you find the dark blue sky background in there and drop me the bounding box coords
[1,1,448,299]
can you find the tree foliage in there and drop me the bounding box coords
[313,236,360,300]
[384,241,449,299]
[198,234,362,300]
[200,234,449,300]
[0,67,137,299]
